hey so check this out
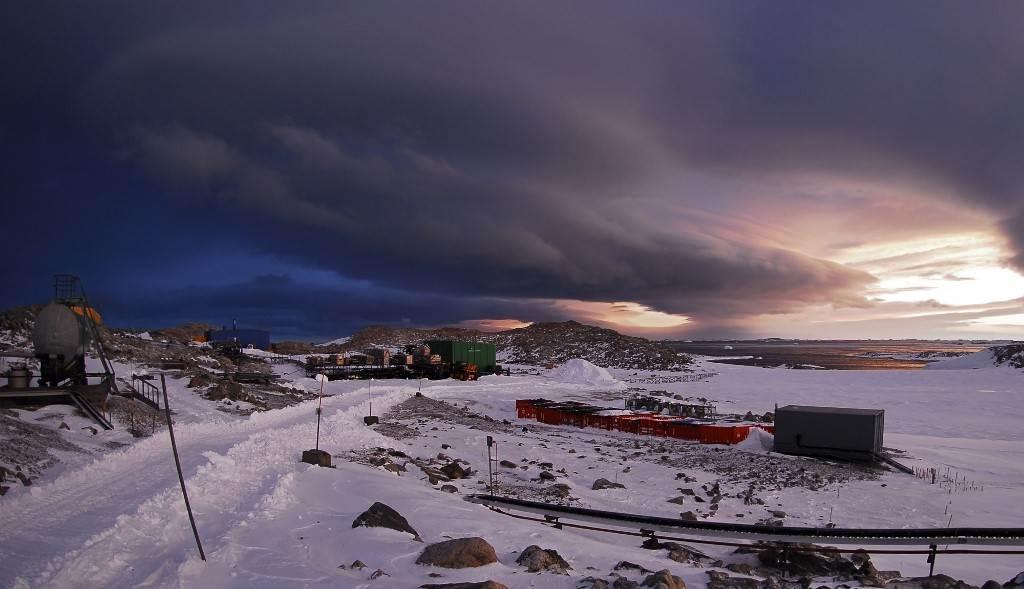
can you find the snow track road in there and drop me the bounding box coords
[0,387,407,588]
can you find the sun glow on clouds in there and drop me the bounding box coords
[834,232,1024,307]
[557,300,691,329]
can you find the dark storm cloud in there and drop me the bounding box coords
[3,1,1023,333]
[99,274,574,341]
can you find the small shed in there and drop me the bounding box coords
[773,405,884,462]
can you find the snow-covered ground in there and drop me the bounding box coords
[1,357,1022,587]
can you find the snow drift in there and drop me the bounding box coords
[548,358,626,388]
[926,349,998,370]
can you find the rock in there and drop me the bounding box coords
[82,426,98,435]
[770,510,786,518]
[515,544,571,574]
[301,449,332,467]
[15,472,31,486]
[579,578,611,589]
[641,569,686,589]
[680,511,699,521]
[499,460,517,468]
[981,583,1001,589]
[440,462,469,480]
[756,544,855,577]
[416,537,499,569]
[1006,573,1024,589]
[419,582,508,589]
[726,563,753,575]
[614,579,641,589]
[593,478,626,490]
[707,571,759,589]
[440,484,458,493]
[383,462,405,474]
[680,488,696,496]
[351,560,367,569]
[666,546,712,566]
[441,444,451,450]
[539,462,553,469]
[369,568,389,579]
[352,502,421,541]
[539,470,556,481]
[667,496,687,504]
[544,483,572,498]
[58,421,70,430]
[614,561,653,574]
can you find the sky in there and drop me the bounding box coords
[2,2,1024,341]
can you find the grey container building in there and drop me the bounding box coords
[773,405,884,462]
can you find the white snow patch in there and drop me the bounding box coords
[736,427,774,452]
[317,336,351,346]
[548,358,626,388]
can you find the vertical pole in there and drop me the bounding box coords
[160,374,206,561]
[315,374,325,451]
[927,544,937,576]
[486,436,494,494]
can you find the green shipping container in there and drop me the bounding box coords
[425,340,497,373]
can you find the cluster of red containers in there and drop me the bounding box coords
[516,399,774,445]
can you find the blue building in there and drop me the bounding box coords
[206,322,271,350]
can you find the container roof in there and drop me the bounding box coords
[778,405,883,416]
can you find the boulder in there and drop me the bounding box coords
[416,537,498,569]
[593,478,626,490]
[499,460,517,468]
[352,502,421,541]
[515,544,571,574]
[539,470,556,481]
[440,484,458,493]
[440,462,469,480]
[641,569,686,589]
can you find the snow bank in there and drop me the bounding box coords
[926,348,996,370]
[735,427,774,452]
[317,336,351,346]
[548,358,626,388]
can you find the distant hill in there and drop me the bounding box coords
[492,321,691,370]
[327,320,692,371]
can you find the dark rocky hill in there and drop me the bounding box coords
[328,320,692,370]
[492,321,691,370]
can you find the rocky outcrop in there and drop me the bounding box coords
[416,537,498,569]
